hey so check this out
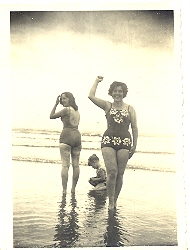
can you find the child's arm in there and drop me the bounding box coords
[91,168,106,181]
[98,169,106,181]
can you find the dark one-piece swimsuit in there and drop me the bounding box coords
[101,104,132,151]
[59,107,81,147]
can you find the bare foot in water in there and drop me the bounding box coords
[108,204,115,211]
[108,206,116,216]
[63,190,67,195]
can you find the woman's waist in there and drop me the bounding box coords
[104,127,130,136]
[62,126,79,130]
[106,125,129,132]
[60,127,80,135]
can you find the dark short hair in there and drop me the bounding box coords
[108,81,128,98]
[88,154,99,166]
[60,92,78,111]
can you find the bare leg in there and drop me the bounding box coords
[71,145,81,193]
[101,147,117,210]
[114,149,129,206]
[59,143,71,194]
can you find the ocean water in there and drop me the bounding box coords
[12,128,176,172]
[12,128,178,248]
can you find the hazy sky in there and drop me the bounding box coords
[10,10,179,136]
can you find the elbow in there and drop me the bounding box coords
[88,95,93,101]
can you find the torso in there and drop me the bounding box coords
[97,168,106,179]
[59,107,81,147]
[101,102,132,151]
[61,107,80,129]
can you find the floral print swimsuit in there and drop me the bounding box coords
[101,104,132,151]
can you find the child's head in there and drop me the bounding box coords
[88,154,99,169]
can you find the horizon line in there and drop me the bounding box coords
[12,127,176,138]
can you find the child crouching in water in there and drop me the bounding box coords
[88,154,107,191]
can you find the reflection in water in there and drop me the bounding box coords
[87,190,107,212]
[53,194,79,248]
[52,191,130,247]
[104,210,130,247]
[88,190,130,247]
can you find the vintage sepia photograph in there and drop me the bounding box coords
[0,2,187,248]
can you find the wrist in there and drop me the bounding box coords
[95,79,100,84]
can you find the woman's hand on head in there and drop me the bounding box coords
[56,95,60,106]
[96,76,104,82]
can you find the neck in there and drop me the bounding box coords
[113,100,123,109]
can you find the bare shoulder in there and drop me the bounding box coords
[59,107,70,117]
[63,107,70,113]
[123,103,136,118]
[123,103,135,111]
[128,104,135,112]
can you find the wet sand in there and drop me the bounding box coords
[13,161,178,248]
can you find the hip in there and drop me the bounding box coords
[59,128,81,147]
[101,129,131,150]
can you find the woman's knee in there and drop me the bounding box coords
[72,164,79,171]
[61,165,69,174]
[107,169,117,180]
[117,172,124,180]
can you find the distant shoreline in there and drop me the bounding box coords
[12,127,175,138]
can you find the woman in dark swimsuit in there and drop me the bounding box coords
[50,92,81,194]
[88,76,138,210]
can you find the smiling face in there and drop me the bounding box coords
[111,86,124,102]
[60,94,69,107]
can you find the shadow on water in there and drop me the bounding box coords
[53,193,79,248]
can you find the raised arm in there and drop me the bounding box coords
[129,105,138,157]
[50,96,65,119]
[88,76,109,111]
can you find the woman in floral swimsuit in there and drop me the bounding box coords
[101,104,132,151]
[88,76,138,211]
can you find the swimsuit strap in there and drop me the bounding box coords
[111,103,130,111]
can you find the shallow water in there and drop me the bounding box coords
[12,129,177,173]
[12,129,178,247]
[13,161,178,248]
